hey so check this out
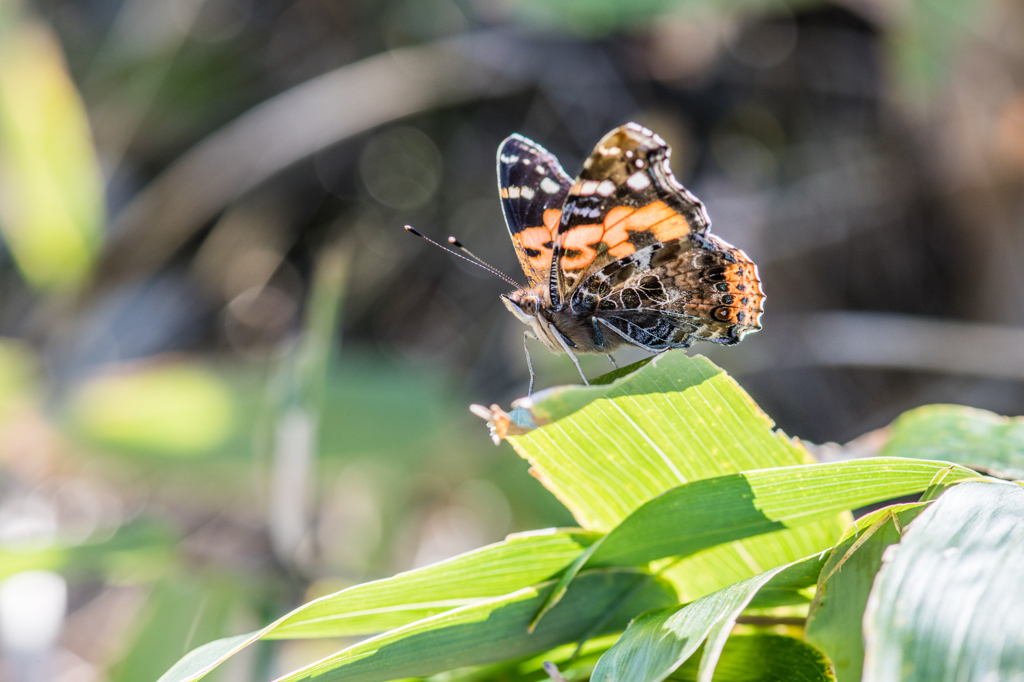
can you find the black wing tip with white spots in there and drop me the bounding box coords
[497,134,550,165]
[616,122,711,231]
[496,131,573,234]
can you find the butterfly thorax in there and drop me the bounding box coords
[501,285,625,356]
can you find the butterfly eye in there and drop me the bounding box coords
[522,297,538,315]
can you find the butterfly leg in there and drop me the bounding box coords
[606,354,618,369]
[523,331,538,396]
[552,331,590,387]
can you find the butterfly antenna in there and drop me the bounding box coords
[404,226,522,289]
[447,236,508,277]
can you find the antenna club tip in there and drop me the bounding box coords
[447,236,463,246]
[404,225,423,236]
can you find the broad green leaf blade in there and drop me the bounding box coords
[157,529,597,682]
[669,634,835,681]
[507,353,814,533]
[883,404,1024,480]
[0,13,104,291]
[660,523,834,603]
[587,458,977,568]
[592,554,825,682]
[536,458,952,621]
[804,504,926,682]
[510,353,847,602]
[274,568,677,682]
[862,481,1024,681]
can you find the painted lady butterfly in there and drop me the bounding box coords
[408,123,764,393]
[497,123,764,392]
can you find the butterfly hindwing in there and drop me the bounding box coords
[551,123,711,302]
[497,134,573,288]
[571,233,764,348]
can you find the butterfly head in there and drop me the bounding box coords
[500,288,544,324]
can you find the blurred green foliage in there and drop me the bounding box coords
[0,7,103,291]
[70,364,238,457]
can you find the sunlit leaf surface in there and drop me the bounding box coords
[158,529,599,681]
[862,481,1024,681]
[509,353,814,532]
[269,529,599,638]
[272,568,676,682]
[509,353,847,599]
[0,12,103,291]
[883,404,1024,480]
[586,458,975,568]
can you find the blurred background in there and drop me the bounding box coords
[0,0,1023,679]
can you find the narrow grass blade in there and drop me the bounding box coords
[157,529,598,682]
[273,568,677,682]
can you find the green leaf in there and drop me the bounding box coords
[513,357,655,426]
[804,504,927,682]
[157,529,597,682]
[272,528,601,638]
[669,634,835,682]
[657,525,832,604]
[112,579,243,682]
[274,568,677,682]
[586,458,977,568]
[508,352,848,601]
[508,353,814,533]
[862,481,1024,681]
[591,554,826,682]
[883,404,1024,480]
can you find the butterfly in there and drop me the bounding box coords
[495,123,764,393]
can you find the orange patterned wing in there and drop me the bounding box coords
[497,134,573,288]
[550,123,710,304]
[570,233,764,349]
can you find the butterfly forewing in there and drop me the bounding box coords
[496,134,573,288]
[551,123,711,303]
